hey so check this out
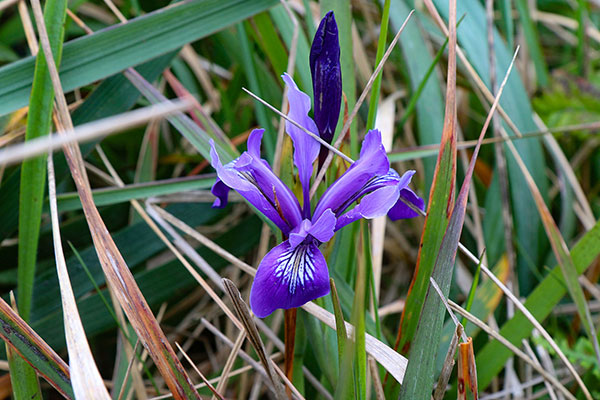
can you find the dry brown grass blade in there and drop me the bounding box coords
[448,300,576,400]
[175,342,225,400]
[29,0,200,396]
[222,279,287,400]
[521,339,559,400]
[47,151,110,399]
[458,338,478,400]
[532,114,595,229]
[368,356,385,400]
[0,99,191,166]
[214,331,245,399]
[18,0,38,54]
[433,325,463,400]
[200,319,284,393]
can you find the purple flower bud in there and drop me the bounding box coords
[310,11,342,145]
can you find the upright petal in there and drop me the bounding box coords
[288,209,336,249]
[310,11,341,144]
[313,129,390,219]
[209,131,302,234]
[250,240,330,318]
[282,73,320,216]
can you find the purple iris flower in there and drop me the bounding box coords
[209,76,424,318]
[208,11,423,318]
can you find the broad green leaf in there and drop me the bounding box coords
[0,0,278,116]
[399,1,459,395]
[395,1,456,356]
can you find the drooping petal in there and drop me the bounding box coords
[210,178,230,208]
[310,10,341,144]
[209,130,302,234]
[388,186,425,220]
[282,73,320,216]
[250,240,330,318]
[313,129,390,219]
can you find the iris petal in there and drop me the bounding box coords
[288,209,336,248]
[388,186,425,219]
[209,130,302,234]
[250,240,330,318]
[313,129,390,219]
[282,73,320,216]
[210,178,230,208]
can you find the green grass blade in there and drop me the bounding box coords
[330,279,347,369]
[251,12,288,78]
[575,0,587,75]
[53,175,214,212]
[365,0,391,131]
[17,0,67,323]
[460,251,484,327]
[7,346,42,400]
[499,0,514,50]
[513,0,549,87]
[0,0,278,116]
[14,2,65,395]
